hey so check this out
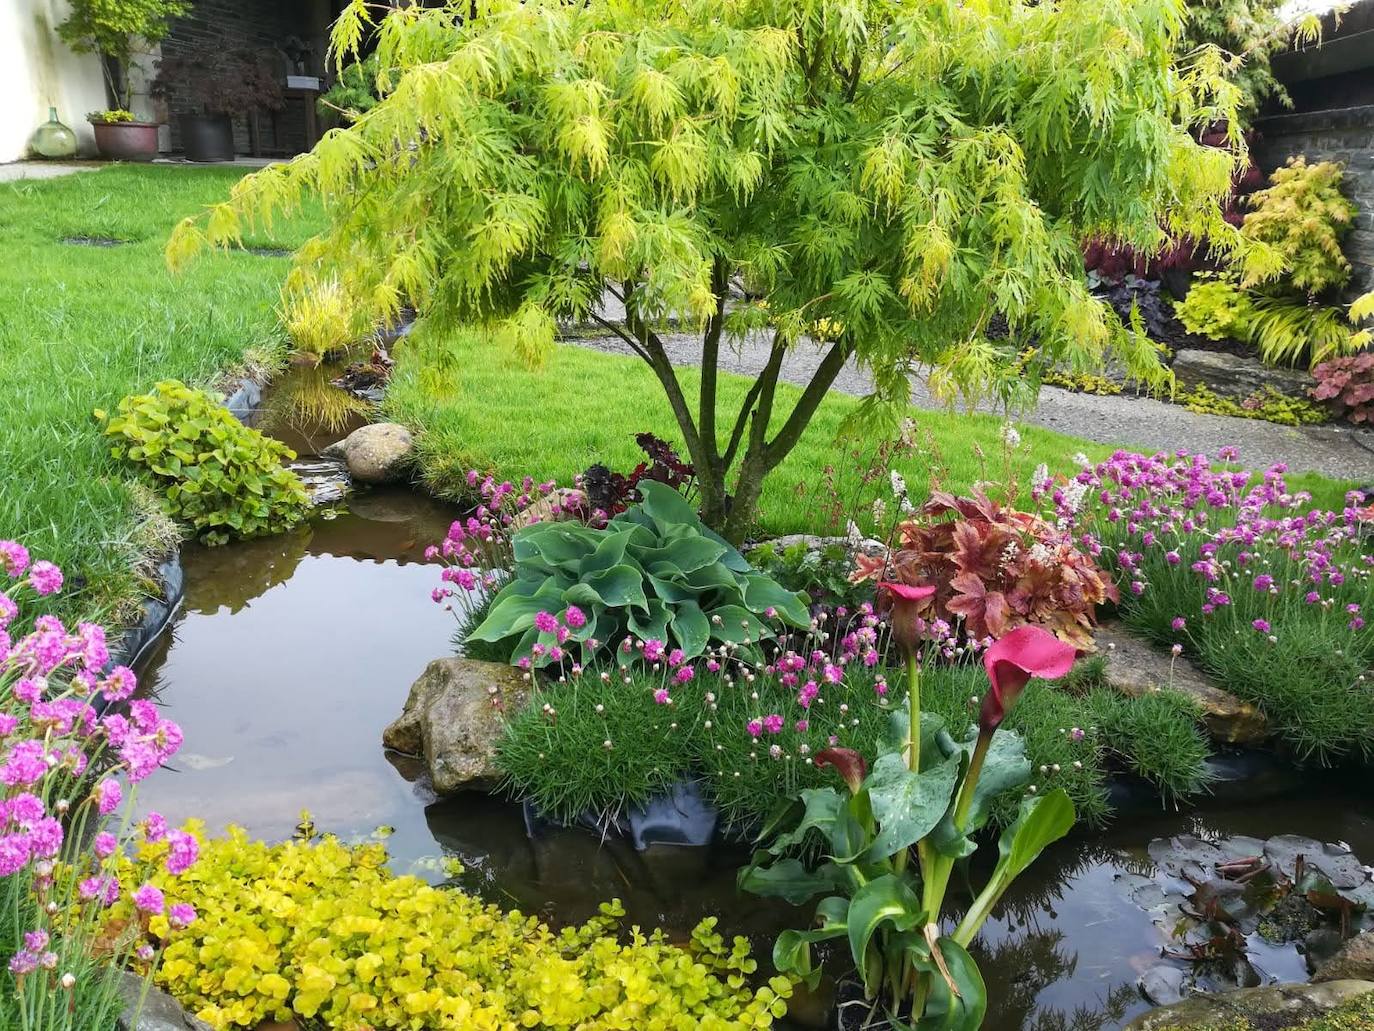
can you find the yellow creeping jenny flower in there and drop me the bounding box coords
[122,825,793,1029]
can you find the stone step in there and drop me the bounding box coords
[1095,620,1269,745]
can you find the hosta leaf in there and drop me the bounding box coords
[742,574,811,626]
[669,600,710,657]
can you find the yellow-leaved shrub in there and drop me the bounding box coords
[117,824,793,1030]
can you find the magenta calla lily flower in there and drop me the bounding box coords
[815,747,868,795]
[877,581,936,657]
[979,625,1078,732]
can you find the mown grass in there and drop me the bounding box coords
[385,324,1355,533]
[0,166,319,623]
[384,326,1113,538]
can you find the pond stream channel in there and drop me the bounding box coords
[128,369,1374,1031]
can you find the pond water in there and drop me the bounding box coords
[130,376,1374,1030]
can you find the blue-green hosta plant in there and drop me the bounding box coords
[468,481,810,666]
[740,609,1078,1030]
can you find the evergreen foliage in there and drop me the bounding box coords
[170,0,1257,539]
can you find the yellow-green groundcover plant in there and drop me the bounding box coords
[111,823,792,1030]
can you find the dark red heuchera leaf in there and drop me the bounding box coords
[815,748,868,794]
[980,625,1078,733]
[853,491,1114,649]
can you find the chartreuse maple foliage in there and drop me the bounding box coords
[169,0,1260,540]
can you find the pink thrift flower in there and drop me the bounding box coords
[1252,619,1271,633]
[0,541,30,577]
[746,719,763,738]
[534,611,559,634]
[0,834,31,875]
[653,689,671,705]
[27,561,63,596]
[169,903,197,929]
[643,639,665,663]
[563,605,587,629]
[26,818,63,858]
[667,648,685,668]
[674,666,694,684]
[132,883,164,915]
[141,812,168,844]
[93,779,122,816]
[1171,617,1186,631]
[93,832,118,859]
[165,830,198,875]
[762,714,785,734]
[794,719,809,733]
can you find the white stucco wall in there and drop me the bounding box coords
[0,0,111,162]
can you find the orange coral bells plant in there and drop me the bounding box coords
[855,490,1116,648]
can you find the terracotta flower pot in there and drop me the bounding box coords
[90,121,160,162]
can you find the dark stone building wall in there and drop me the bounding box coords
[1251,0,1374,298]
[158,0,332,156]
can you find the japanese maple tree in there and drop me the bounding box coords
[170,0,1262,541]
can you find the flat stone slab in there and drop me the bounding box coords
[1095,620,1269,745]
[1172,348,1314,402]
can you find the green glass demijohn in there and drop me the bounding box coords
[30,107,79,159]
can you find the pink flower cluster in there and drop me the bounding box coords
[1058,449,1372,643]
[426,471,584,620]
[1,543,198,999]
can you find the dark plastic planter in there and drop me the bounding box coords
[180,113,235,162]
[90,121,160,162]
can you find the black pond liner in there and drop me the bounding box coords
[61,235,129,247]
[522,778,719,850]
[242,246,292,258]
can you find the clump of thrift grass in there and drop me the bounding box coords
[497,600,1123,832]
[0,542,198,1031]
[1057,449,1374,762]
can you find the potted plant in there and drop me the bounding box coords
[57,0,189,161]
[154,47,284,162]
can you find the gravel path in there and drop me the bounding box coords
[565,327,1374,482]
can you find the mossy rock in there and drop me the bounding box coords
[1125,981,1374,1030]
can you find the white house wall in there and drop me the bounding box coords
[1,0,110,162]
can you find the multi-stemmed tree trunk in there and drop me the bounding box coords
[592,268,855,542]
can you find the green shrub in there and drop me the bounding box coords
[469,481,810,666]
[98,380,310,545]
[1242,157,1357,297]
[1176,275,1254,341]
[746,538,874,611]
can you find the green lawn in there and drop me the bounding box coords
[383,324,1353,534]
[0,165,1351,626]
[0,166,319,622]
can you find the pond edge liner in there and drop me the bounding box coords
[105,372,270,676]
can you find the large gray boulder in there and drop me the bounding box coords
[1095,620,1268,745]
[1171,348,1313,402]
[383,658,529,793]
[1316,933,1374,984]
[116,971,212,1031]
[323,422,413,485]
[1125,980,1374,1029]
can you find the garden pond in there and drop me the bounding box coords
[127,373,1374,1031]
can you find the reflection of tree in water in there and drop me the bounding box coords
[257,363,371,447]
[1026,984,1138,1031]
[963,837,1122,928]
[181,526,312,615]
[976,929,1137,1031]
